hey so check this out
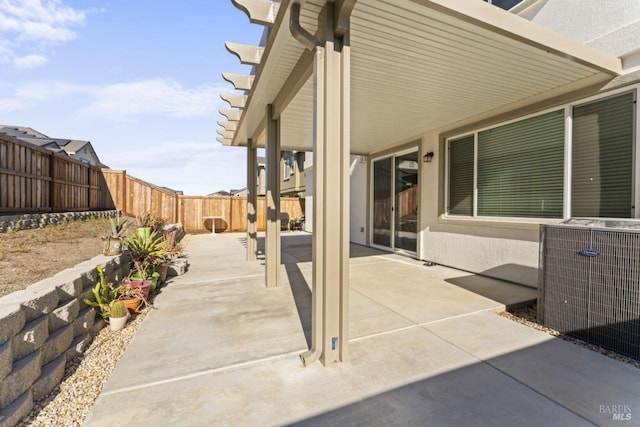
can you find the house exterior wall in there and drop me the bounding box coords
[417,78,640,288]
[349,156,367,246]
[518,0,640,70]
[281,151,305,197]
[419,130,540,287]
[303,154,368,245]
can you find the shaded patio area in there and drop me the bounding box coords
[85,232,639,426]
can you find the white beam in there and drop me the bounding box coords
[222,72,255,91]
[218,121,238,131]
[217,129,235,139]
[231,0,277,26]
[216,137,233,145]
[220,108,242,121]
[220,93,248,109]
[225,41,264,66]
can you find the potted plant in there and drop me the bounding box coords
[109,300,129,331]
[116,279,151,313]
[125,231,168,294]
[83,265,118,320]
[102,213,131,256]
[135,212,155,239]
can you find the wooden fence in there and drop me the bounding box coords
[0,135,112,214]
[101,169,305,233]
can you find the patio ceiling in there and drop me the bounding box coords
[223,0,622,154]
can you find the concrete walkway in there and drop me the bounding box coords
[85,232,640,427]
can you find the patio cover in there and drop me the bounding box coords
[220,0,621,154]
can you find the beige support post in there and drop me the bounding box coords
[246,139,258,261]
[309,3,351,366]
[265,104,281,287]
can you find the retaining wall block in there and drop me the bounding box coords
[0,341,11,381]
[41,325,73,367]
[5,282,60,323]
[73,308,96,337]
[0,304,25,345]
[48,299,80,333]
[167,258,189,277]
[10,317,48,362]
[32,355,66,401]
[0,390,33,427]
[66,333,93,359]
[91,318,106,334]
[0,350,41,409]
[53,272,84,302]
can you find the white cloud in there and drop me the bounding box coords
[0,78,227,120]
[79,79,227,120]
[0,0,86,67]
[13,53,47,68]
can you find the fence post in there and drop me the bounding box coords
[121,170,127,215]
[87,165,91,210]
[48,153,55,212]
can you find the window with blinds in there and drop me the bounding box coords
[572,93,634,218]
[448,135,474,216]
[477,110,565,218]
[446,91,636,220]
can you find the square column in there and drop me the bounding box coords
[246,139,257,261]
[265,104,281,287]
[314,21,351,366]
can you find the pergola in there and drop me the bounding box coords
[217,0,621,366]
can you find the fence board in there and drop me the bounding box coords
[0,135,106,214]
[100,169,306,233]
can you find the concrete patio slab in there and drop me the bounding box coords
[84,232,639,427]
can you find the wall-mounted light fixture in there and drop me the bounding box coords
[423,151,434,163]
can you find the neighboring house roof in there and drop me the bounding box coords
[0,125,103,166]
[208,190,232,196]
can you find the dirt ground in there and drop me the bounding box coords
[0,218,115,298]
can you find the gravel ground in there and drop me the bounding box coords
[501,305,640,369]
[18,304,152,427]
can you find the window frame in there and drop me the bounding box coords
[445,87,638,221]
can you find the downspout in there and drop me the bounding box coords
[290,2,322,366]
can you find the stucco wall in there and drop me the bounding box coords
[349,156,367,246]
[520,0,640,60]
[419,131,541,288]
[303,154,367,245]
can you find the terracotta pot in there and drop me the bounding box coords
[121,297,141,313]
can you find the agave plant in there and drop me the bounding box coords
[125,231,168,278]
[108,213,131,238]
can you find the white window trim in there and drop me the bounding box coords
[444,85,639,224]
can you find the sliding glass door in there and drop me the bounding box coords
[372,150,419,254]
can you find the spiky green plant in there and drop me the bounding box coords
[109,300,128,318]
[83,265,118,319]
[108,213,131,238]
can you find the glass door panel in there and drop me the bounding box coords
[394,152,418,252]
[373,157,392,247]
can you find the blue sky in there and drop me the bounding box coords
[0,0,263,195]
